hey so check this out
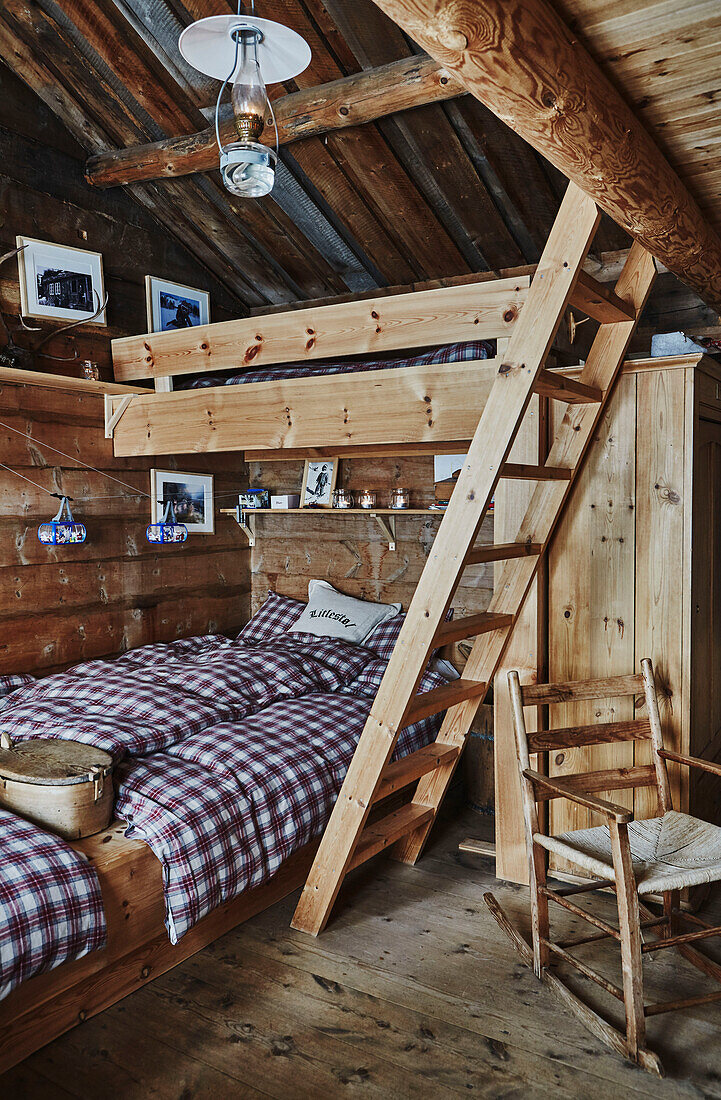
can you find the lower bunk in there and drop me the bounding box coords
[0,586,457,1072]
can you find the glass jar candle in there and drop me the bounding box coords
[357,489,377,510]
[389,487,410,509]
[332,488,354,509]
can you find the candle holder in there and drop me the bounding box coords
[357,489,377,510]
[389,487,410,509]
[332,488,354,509]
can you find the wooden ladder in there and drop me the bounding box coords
[291,183,657,936]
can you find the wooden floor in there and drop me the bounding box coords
[3,807,721,1099]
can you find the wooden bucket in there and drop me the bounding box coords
[0,734,114,839]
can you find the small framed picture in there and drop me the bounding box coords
[151,469,214,534]
[300,459,338,508]
[145,276,210,333]
[16,236,106,325]
[238,489,269,510]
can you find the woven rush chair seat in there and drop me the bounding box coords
[535,810,721,895]
[484,659,721,1076]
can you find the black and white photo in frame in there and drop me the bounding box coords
[300,459,338,508]
[145,276,210,333]
[16,236,106,325]
[151,469,215,534]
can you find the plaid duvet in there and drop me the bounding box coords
[0,634,372,761]
[0,629,451,968]
[115,691,441,942]
[0,807,105,1000]
[179,338,494,389]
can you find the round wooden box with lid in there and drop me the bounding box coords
[0,734,114,839]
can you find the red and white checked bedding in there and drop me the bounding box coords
[0,634,372,761]
[115,691,442,942]
[177,338,494,389]
[0,628,453,980]
[0,807,105,1000]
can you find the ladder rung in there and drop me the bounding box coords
[570,270,637,324]
[375,742,460,802]
[404,678,487,726]
[348,803,434,871]
[434,612,514,647]
[534,368,602,404]
[466,541,542,565]
[500,462,572,481]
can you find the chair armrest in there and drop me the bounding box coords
[658,749,721,779]
[522,768,633,823]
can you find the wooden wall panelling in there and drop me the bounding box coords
[247,454,494,615]
[319,0,528,270]
[0,382,250,678]
[633,366,689,821]
[268,0,470,281]
[548,374,638,855]
[494,396,544,884]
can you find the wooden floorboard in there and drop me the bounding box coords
[2,807,721,1097]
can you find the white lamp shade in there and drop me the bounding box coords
[179,15,311,85]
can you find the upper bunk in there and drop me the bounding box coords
[107,267,639,459]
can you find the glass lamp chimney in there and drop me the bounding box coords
[230,30,266,143]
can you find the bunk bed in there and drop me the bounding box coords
[0,186,655,1069]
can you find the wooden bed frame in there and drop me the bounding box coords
[0,819,319,1074]
[106,269,635,459]
[0,258,638,1072]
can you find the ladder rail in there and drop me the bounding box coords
[394,241,657,865]
[291,182,602,936]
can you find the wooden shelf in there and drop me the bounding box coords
[219,505,443,549]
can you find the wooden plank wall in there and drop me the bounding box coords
[0,381,250,678]
[246,456,493,614]
[0,66,250,678]
[546,364,690,839]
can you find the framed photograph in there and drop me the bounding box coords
[16,236,106,325]
[238,489,269,510]
[151,469,214,534]
[145,276,210,333]
[300,459,338,508]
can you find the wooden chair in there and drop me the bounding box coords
[485,658,721,1076]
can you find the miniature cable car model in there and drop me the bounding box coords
[146,500,188,544]
[37,497,87,546]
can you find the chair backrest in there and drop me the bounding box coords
[507,658,672,839]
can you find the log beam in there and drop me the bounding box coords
[363,0,721,311]
[85,54,463,189]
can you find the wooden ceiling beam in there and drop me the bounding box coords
[363,0,721,311]
[85,54,464,189]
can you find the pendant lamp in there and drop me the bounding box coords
[179,10,311,198]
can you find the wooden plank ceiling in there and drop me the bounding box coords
[0,0,717,330]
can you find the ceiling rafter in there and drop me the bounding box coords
[85,54,464,188]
